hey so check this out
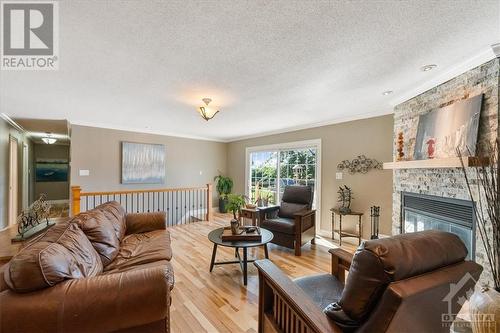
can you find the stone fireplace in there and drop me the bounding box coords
[401,192,475,260]
[392,58,499,284]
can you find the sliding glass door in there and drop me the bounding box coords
[247,140,320,211]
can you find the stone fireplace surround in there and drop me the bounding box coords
[392,58,499,284]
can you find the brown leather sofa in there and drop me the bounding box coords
[0,201,174,333]
[260,185,316,256]
[255,230,483,333]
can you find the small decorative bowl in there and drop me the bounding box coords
[246,204,257,209]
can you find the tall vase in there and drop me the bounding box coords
[469,287,500,333]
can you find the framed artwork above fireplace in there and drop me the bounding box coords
[414,94,483,160]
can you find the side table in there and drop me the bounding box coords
[330,208,363,246]
[239,207,260,226]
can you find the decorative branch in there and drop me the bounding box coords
[458,140,500,291]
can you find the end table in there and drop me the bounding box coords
[239,207,260,226]
[330,208,363,246]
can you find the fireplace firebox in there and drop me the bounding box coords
[401,192,475,260]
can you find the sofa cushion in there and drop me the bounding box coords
[294,274,343,310]
[72,210,120,266]
[4,222,102,292]
[104,230,172,272]
[278,202,309,219]
[261,217,295,235]
[94,201,127,242]
[281,185,313,205]
[104,260,175,291]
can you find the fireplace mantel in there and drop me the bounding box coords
[383,156,487,170]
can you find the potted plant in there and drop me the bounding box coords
[459,140,500,333]
[214,174,233,213]
[226,194,246,234]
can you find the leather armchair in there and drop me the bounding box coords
[254,230,483,333]
[259,186,316,256]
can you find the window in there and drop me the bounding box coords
[245,140,321,222]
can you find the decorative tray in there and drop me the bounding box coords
[221,226,262,241]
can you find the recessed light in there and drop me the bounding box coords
[382,90,393,96]
[421,64,437,72]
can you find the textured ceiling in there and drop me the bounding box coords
[1,0,499,141]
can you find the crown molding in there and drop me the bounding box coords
[0,113,25,133]
[69,120,228,142]
[389,44,499,107]
[70,109,394,144]
[226,108,393,142]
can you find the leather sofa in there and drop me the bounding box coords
[0,201,174,333]
[255,230,483,333]
[260,185,316,256]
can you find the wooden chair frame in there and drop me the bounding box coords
[254,248,352,333]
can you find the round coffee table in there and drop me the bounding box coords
[208,227,273,285]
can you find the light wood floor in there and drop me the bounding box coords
[169,213,355,333]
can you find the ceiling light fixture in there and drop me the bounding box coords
[41,133,57,145]
[421,64,437,72]
[382,90,393,96]
[198,98,219,121]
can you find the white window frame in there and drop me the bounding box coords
[245,139,322,230]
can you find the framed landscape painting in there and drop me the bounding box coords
[121,142,166,184]
[414,94,483,160]
[35,159,69,182]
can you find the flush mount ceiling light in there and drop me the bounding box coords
[382,90,393,96]
[421,64,437,72]
[198,98,219,121]
[41,133,57,144]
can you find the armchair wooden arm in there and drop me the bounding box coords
[254,259,342,333]
[294,209,316,231]
[329,248,353,284]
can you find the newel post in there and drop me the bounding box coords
[206,183,213,221]
[71,186,81,216]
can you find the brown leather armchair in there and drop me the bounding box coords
[259,185,316,256]
[255,230,483,333]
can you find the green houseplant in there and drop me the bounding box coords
[214,174,233,213]
[226,194,246,234]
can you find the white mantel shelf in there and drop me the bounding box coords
[383,156,487,170]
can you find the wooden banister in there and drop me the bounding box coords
[71,185,212,225]
[71,186,81,216]
[78,186,208,196]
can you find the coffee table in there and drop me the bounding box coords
[208,227,273,285]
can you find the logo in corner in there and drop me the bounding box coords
[1,1,59,70]
[442,272,496,331]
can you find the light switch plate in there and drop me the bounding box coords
[336,172,343,180]
[79,169,90,176]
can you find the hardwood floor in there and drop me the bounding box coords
[169,213,355,333]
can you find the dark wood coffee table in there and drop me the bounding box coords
[208,227,273,285]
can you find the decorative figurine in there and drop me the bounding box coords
[370,206,380,239]
[396,132,405,161]
[337,185,353,214]
[426,138,436,159]
[16,194,52,240]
